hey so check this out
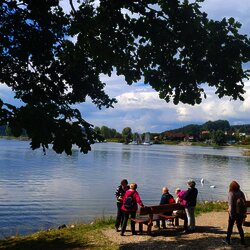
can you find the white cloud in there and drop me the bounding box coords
[82,79,250,133]
[200,0,250,34]
[116,91,165,110]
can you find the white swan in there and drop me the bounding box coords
[210,185,216,188]
[201,178,204,184]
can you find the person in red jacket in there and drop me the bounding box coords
[120,183,144,236]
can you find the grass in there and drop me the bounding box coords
[0,202,248,250]
[0,217,118,250]
[195,201,228,216]
[190,142,219,147]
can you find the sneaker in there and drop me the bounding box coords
[120,233,124,236]
[222,238,231,245]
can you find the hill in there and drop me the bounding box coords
[162,120,250,135]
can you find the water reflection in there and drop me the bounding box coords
[203,154,229,165]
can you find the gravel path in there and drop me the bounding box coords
[102,212,250,249]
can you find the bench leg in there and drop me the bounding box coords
[175,217,179,226]
[184,216,188,230]
[147,223,153,235]
[139,223,143,234]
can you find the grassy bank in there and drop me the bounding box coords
[195,201,228,216]
[0,217,117,250]
[0,201,235,250]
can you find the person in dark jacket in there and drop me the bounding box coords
[183,179,198,232]
[114,179,129,232]
[223,180,246,245]
[156,186,175,229]
[120,183,144,236]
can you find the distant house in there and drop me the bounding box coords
[239,133,246,137]
[184,134,200,142]
[165,132,186,141]
[201,130,210,135]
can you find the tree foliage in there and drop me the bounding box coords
[1,0,250,154]
[201,120,231,131]
[165,120,231,135]
[212,130,227,145]
[232,124,250,134]
[122,127,132,144]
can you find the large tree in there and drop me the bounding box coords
[1,0,250,154]
[122,127,133,144]
[212,130,227,145]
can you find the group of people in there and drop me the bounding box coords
[114,180,144,236]
[114,179,198,236]
[114,179,247,246]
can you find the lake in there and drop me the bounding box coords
[0,139,250,237]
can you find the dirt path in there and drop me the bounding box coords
[102,212,250,249]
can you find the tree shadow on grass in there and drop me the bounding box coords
[135,225,226,237]
[119,226,250,250]
[0,237,88,250]
[119,236,250,250]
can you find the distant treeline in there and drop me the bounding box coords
[0,125,27,136]
[163,120,250,135]
[1,120,250,138]
[0,125,6,136]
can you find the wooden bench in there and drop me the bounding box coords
[130,203,187,235]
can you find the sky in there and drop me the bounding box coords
[1,0,250,134]
[78,0,250,133]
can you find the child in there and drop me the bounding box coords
[175,188,187,206]
[173,188,188,230]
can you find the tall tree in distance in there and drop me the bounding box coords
[212,130,227,145]
[122,127,132,144]
[1,0,250,154]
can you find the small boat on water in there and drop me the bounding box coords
[129,132,153,145]
[129,141,140,145]
[142,141,153,146]
[141,132,152,145]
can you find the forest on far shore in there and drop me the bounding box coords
[164,120,250,135]
[2,120,250,147]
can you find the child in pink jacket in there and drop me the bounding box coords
[175,188,187,206]
[120,183,144,236]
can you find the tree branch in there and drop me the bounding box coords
[69,0,76,14]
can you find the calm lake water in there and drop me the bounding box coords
[0,139,250,237]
